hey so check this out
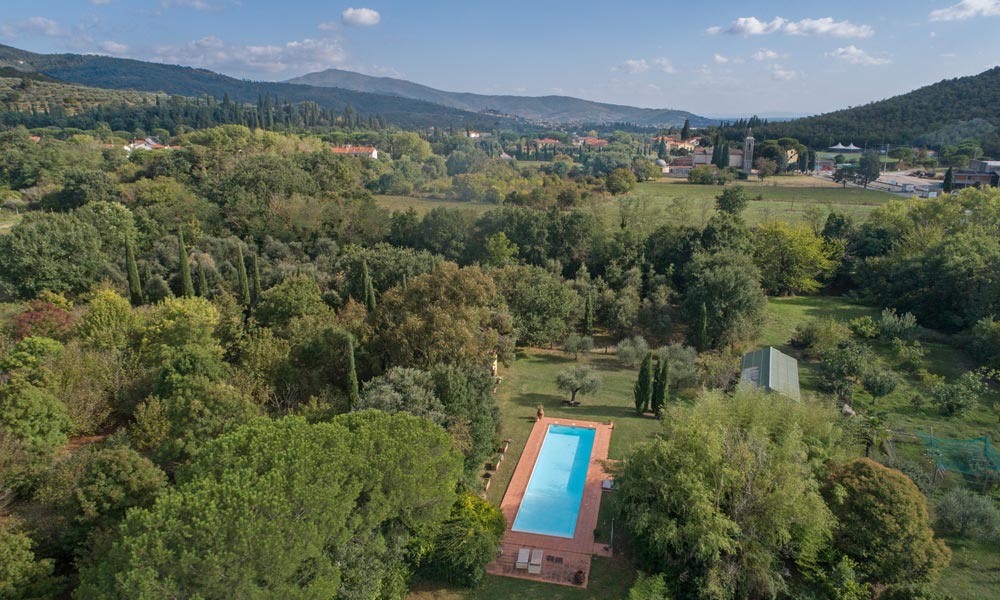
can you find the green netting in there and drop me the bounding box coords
[917,433,1000,478]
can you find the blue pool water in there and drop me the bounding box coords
[511,424,595,538]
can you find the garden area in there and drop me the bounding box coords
[409,294,1000,600]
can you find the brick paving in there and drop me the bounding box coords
[486,417,614,588]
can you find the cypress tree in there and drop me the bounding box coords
[583,291,594,336]
[652,358,670,417]
[177,230,194,298]
[681,119,691,141]
[236,245,251,307]
[361,258,376,312]
[125,235,143,306]
[196,259,209,298]
[633,352,654,415]
[249,251,262,304]
[943,167,954,193]
[697,302,709,351]
[346,333,360,411]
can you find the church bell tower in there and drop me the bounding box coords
[742,128,755,172]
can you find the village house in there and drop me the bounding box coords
[331,145,379,159]
[531,137,563,148]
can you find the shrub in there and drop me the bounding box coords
[935,488,1000,542]
[423,494,506,587]
[617,335,649,368]
[793,317,851,360]
[628,572,671,599]
[892,338,927,372]
[849,316,879,339]
[655,343,698,390]
[880,308,919,341]
[929,371,986,416]
[970,317,1000,369]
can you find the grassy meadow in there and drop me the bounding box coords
[408,294,1000,600]
[376,175,896,233]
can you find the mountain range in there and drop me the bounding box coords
[287,68,714,128]
[0,43,712,130]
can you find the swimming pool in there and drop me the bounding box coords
[511,424,595,538]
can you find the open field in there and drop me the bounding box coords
[596,178,895,232]
[377,176,896,231]
[409,295,999,600]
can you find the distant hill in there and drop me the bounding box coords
[288,68,715,128]
[732,67,1000,151]
[0,44,529,130]
[0,76,164,116]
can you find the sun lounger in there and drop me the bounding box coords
[515,548,530,569]
[528,549,543,574]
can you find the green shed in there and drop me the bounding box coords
[740,347,800,401]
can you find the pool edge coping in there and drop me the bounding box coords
[488,416,614,588]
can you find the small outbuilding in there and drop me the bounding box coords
[740,347,801,401]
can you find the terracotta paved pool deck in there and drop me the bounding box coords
[486,416,614,588]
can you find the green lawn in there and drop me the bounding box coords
[377,175,895,230]
[593,179,895,234]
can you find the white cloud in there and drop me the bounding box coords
[99,40,128,54]
[153,36,348,75]
[341,7,381,27]
[827,45,891,65]
[752,48,780,61]
[89,0,113,4]
[653,57,675,73]
[770,64,798,81]
[1,16,65,38]
[930,0,1000,21]
[713,53,729,64]
[708,16,873,38]
[616,59,649,74]
[318,22,339,31]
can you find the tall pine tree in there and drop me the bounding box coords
[633,352,654,415]
[177,230,194,298]
[125,235,143,306]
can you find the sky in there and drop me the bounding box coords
[1,0,999,117]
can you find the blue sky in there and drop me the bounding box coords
[2,0,999,117]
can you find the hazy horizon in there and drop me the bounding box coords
[2,0,999,115]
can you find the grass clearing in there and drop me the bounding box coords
[377,175,895,230]
[378,195,496,216]
[594,179,894,233]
